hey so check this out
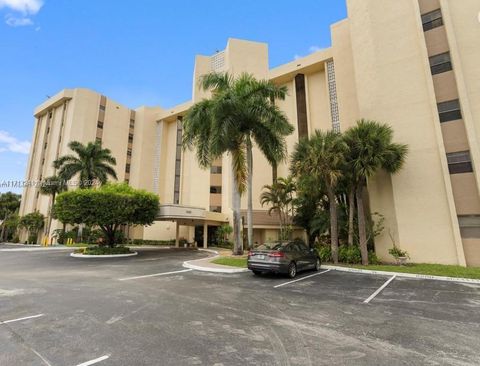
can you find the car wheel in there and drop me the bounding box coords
[288,262,297,278]
[252,270,262,276]
[314,257,321,271]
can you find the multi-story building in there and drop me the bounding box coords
[19,0,480,266]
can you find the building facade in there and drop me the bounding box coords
[19,0,480,266]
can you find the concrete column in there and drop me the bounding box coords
[203,223,208,248]
[175,221,180,247]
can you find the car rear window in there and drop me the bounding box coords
[257,242,288,251]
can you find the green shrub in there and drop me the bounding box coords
[316,244,332,263]
[12,235,19,243]
[129,239,174,246]
[338,245,362,264]
[28,234,38,245]
[368,251,380,265]
[82,246,132,255]
[388,246,409,259]
[216,240,233,249]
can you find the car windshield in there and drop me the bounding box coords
[257,242,288,251]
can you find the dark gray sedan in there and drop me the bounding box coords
[247,241,321,278]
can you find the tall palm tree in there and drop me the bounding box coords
[39,175,67,238]
[53,141,117,188]
[183,72,293,254]
[201,72,293,249]
[291,130,348,264]
[260,176,296,241]
[344,119,408,265]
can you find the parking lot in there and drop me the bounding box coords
[0,246,479,366]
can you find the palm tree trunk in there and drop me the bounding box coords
[45,193,56,242]
[356,185,369,265]
[348,187,355,247]
[327,186,339,264]
[232,167,243,255]
[0,213,7,242]
[246,137,253,250]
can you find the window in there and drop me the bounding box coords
[96,137,102,144]
[44,142,47,150]
[127,149,132,156]
[210,206,222,213]
[97,121,104,129]
[422,9,443,32]
[125,164,130,173]
[210,186,222,194]
[458,216,480,238]
[128,133,134,143]
[438,99,462,122]
[99,105,106,111]
[430,52,452,75]
[41,158,45,166]
[129,119,135,129]
[210,166,222,174]
[446,151,473,174]
[46,127,50,134]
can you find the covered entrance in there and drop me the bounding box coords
[156,204,229,248]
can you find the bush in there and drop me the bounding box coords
[12,235,19,243]
[80,246,133,255]
[129,239,174,246]
[368,251,380,265]
[388,246,409,259]
[215,240,233,249]
[316,244,332,263]
[338,245,362,264]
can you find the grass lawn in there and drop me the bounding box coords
[344,263,480,279]
[211,257,248,268]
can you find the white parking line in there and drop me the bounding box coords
[75,355,110,366]
[118,269,192,281]
[274,269,331,288]
[0,313,45,325]
[364,275,396,304]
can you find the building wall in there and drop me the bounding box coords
[345,0,464,265]
[19,2,480,265]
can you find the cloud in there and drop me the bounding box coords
[0,0,43,14]
[0,131,31,154]
[0,0,43,27]
[293,45,326,60]
[5,14,32,26]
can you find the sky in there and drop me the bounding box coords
[0,0,347,193]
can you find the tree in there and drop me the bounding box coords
[39,176,67,237]
[216,224,233,247]
[344,119,408,265]
[291,130,348,264]
[183,72,293,254]
[53,183,159,247]
[0,192,21,242]
[19,211,45,244]
[293,175,328,247]
[260,176,296,241]
[53,141,117,188]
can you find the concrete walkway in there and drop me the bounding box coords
[183,249,249,273]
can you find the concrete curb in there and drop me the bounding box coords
[182,249,249,273]
[70,251,138,258]
[322,265,480,284]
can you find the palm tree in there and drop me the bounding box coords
[291,130,348,264]
[53,141,117,188]
[201,72,293,249]
[344,119,408,265]
[260,176,296,241]
[39,175,67,238]
[183,72,293,254]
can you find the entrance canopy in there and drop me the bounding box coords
[156,204,229,248]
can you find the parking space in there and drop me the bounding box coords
[0,247,479,365]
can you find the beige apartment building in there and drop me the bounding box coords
[19,0,480,266]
